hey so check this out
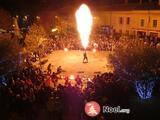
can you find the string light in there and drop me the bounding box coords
[135,80,155,99]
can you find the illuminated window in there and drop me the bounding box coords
[126,17,130,25]
[140,19,145,27]
[119,17,123,24]
[153,20,157,27]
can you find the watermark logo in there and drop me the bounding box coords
[85,101,130,117]
[103,106,130,114]
[85,101,101,117]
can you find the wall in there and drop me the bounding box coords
[95,10,160,37]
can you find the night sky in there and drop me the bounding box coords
[0,0,159,15]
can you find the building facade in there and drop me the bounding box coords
[96,10,160,37]
[39,1,160,38]
[93,0,160,38]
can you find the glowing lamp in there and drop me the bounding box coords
[64,48,68,52]
[92,48,96,53]
[51,28,58,32]
[69,75,75,80]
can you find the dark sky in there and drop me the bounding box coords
[0,0,159,15]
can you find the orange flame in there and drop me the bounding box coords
[75,4,93,49]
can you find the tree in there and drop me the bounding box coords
[25,22,47,55]
[12,17,21,39]
[0,39,21,75]
[109,40,160,99]
[0,8,12,29]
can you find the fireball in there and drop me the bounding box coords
[75,4,93,49]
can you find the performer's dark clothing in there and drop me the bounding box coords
[57,66,62,74]
[83,52,88,63]
[47,63,52,74]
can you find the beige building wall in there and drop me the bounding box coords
[95,10,160,37]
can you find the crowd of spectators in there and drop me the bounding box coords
[0,62,134,120]
[0,30,160,120]
[48,31,160,52]
[1,59,159,120]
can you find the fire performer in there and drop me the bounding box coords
[83,51,88,63]
[75,4,93,63]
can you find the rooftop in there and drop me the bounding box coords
[95,3,160,11]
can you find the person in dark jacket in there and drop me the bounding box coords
[83,51,88,63]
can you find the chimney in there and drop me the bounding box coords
[148,0,152,3]
[139,0,142,4]
[125,0,128,4]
